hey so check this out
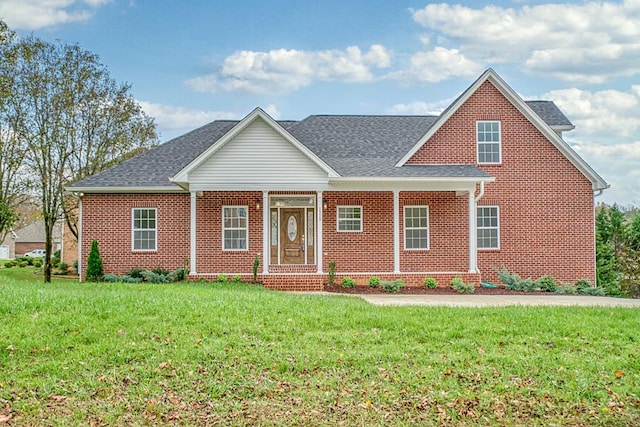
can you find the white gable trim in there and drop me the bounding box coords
[396,69,609,191]
[171,108,339,188]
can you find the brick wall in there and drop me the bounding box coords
[80,193,190,277]
[408,80,596,284]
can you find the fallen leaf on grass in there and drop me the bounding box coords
[614,370,624,379]
[0,414,12,423]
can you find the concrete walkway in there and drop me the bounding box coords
[353,294,640,307]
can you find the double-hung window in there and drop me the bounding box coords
[337,206,362,232]
[477,206,499,249]
[223,206,248,250]
[132,208,157,251]
[477,121,501,164]
[404,206,429,250]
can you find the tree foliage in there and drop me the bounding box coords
[595,204,640,297]
[86,240,103,282]
[0,19,157,282]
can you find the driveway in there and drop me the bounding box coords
[354,294,640,307]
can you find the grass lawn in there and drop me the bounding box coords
[0,267,639,426]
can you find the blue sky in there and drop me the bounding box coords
[2,0,639,206]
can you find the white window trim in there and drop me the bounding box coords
[404,205,429,250]
[131,207,157,252]
[336,205,362,232]
[477,205,500,250]
[476,120,502,165]
[222,205,249,251]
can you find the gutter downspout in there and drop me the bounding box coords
[469,181,485,274]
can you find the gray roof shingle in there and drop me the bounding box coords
[70,101,569,189]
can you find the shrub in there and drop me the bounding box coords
[103,274,143,283]
[574,279,605,296]
[536,275,558,293]
[216,274,228,283]
[152,267,170,276]
[496,267,520,289]
[382,279,404,293]
[32,259,42,268]
[328,261,336,285]
[140,270,172,284]
[16,256,33,266]
[128,268,144,279]
[510,277,537,292]
[51,257,60,268]
[171,267,187,282]
[232,275,242,283]
[102,274,120,282]
[86,240,104,282]
[73,259,78,275]
[18,261,28,268]
[341,277,356,288]
[423,277,438,289]
[4,261,16,268]
[368,276,381,288]
[58,262,69,271]
[555,283,577,294]
[450,276,475,294]
[253,255,260,283]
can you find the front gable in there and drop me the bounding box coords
[397,69,608,192]
[171,108,338,190]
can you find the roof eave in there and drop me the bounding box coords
[65,185,186,194]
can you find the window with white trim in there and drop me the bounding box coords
[132,208,157,251]
[404,206,429,250]
[223,206,248,250]
[337,206,362,232]
[477,206,499,249]
[477,121,501,164]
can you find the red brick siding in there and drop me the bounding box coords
[321,191,394,273]
[80,193,190,277]
[195,191,263,273]
[408,81,596,284]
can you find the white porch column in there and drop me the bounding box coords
[468,190,478,273]
[190,191,197,274]
[262,190,269,274]
[393,190,400,273]
[317,191,323,273]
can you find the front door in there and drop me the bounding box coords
[280,208,305,264]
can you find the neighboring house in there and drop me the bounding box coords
[68,69,608,290]
[0,220,63,259]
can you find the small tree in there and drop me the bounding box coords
[86,240,103,282]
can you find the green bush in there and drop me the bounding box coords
[382,279,404,293]
[555,283,577,294]
[51,257,60,268]
[496,267,519,289]
[216,274,228,283]
[171,267,187,282]
[86,240,104,282]
[102,274,142,283]
[58,262,69,271]
[253,255,260,283]
[574,279,605,296]
[141,270,173,284]
[4,261,16,268]
[341,277,356,288]
[32,259,42,268]
[16,256,33,266]
[128,268,144,279]
[368,276,381,288]
[232,275,242,283]
[152,267,170,276]
[536,275,558,292]
[328,261,336,285]
[510,277,537,292]
[423,277,438,289]
[18,261,28,268]
[450,276,474,294]
[73,260,78,275]
[102,274,120,282]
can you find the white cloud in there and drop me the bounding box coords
[386,98,452,116]
[571,140,640,205]
[394,46,483,83]
[138,101,239,139]
[540,87,640,139]
[411,1,640,83]
[0,0,111,30]
[186,44,393,95]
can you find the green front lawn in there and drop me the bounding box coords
[1,267,639,426]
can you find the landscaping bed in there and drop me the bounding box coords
[324,283,550,295]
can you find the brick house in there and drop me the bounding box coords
[68,69,608,290]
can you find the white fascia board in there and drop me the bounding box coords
[171,107,339,184]
[64,186,186,194]
[328,176,494,192]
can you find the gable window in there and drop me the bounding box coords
[223,206,248,250]
[477,206,499,249]
[404,206,429,250]
[477,121,501,164]
[337,206,362,232]
[132,208,157,251]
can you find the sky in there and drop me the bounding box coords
[1,0,639,206]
